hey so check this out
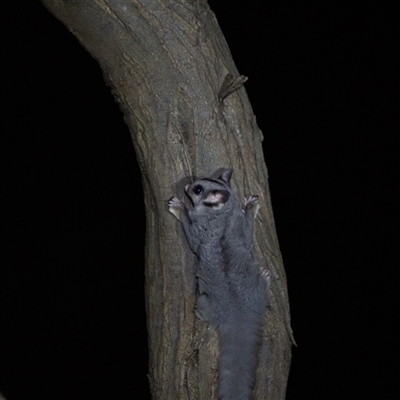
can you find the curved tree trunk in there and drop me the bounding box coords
[40,1,294,398]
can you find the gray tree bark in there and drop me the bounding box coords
[40,1,294,399]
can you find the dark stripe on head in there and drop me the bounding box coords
[199,178,227,188]
[184,191,195,207]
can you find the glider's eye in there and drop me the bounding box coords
[193,185,203,195]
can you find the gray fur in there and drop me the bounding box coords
[169,168,267,400]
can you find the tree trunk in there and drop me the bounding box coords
[40,1,294,398]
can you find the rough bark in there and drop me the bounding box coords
[40,1,294,399]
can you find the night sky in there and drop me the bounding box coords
[1,2,397,399]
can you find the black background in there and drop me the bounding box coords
[1,2,398,399]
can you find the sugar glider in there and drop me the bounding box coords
[169,168,268,400]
